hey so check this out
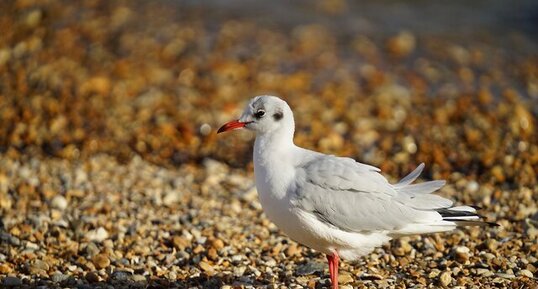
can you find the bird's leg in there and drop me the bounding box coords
[333,252,339,289]
[326,254,334,284]
[327,252,340,289]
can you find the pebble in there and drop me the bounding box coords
[285,243,301,257]
[466,181,479,193]
[476,268,494,277]
[199,261,215,275]
[50,195,68,210]
[25,9,43,27]
[3,276,22,287]
[0,233,20,246]
[51,272,69,283]
[207,247,218,260]
[233,266,246,277]
[495,272,516,279]
[454,246,470,263]
[439,271,452,287]
[296,262,325,276]
[386,31,416,57]
[193,244,205,254]
[85,242,100,257]
[85,272,100,283]
[163,192,181,206]
[25,241,39,251]
[212,238,225,249]
[29,259,49,275]
[111,270,131,281]
[92,254,110,269]
[338,273,354,284]
[0,264,12,274]
[86,227,109,242]
[0,2,536,289]
[131,274,146,282]
[517,269,533,278]
[172,235,190,250]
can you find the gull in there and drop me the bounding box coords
[218,95,496,289]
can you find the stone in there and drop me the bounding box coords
[51,272,69,283]
[454,246,470,263]
[476,268,494,277]
[85,242,100,257]
[439,271,452,287]
[285,243,301,257]
[85,272,99,283]
[86,227,108,242]
[92,254,110,269]
[163,192,181,206]
[51,195,68,210]
[0,264,12,274]
[517,269,533,278]
[296,262,325,276]
[386,31,416,57]
[3,276,22,286]
[31,260,49,271]
[211,238,224,250]
[338,273,354,284]
[131,274,146,282]
[495,272,516,279]
[111,270,131,281]
[193,244,205,254]
[29,259,49,275]
[199,261,214,275]
[207,247,218,260]
[172,236,190,250]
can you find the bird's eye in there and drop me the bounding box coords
[254,110,265,119]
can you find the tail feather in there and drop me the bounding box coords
[397,180,446,195]
[395,163,425,187]
[395,164,498,228]
[437,206,498,227]
[394,163,445,194]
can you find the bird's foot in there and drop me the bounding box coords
[326,252,340,289]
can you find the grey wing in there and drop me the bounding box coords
[291,156,452,232]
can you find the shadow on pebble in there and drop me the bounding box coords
[17,275,266,289]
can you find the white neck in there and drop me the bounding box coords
[253,128,297,200]
[254,127,295,157]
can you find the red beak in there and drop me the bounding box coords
[217,120,249,133]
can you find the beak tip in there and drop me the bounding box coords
[217,119,245,134]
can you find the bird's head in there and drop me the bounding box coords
[218,95,295,136]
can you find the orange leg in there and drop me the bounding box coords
[326,252,340,289]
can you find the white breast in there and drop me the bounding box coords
[253,143,393,259]
[253,146,331,253]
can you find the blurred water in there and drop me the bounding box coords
[181,0,538,51]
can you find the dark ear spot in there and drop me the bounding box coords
[273,111,283,121]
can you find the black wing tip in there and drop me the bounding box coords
[438,206,499,227]
[443,219,500,227]
[437,208,481,218]
[485,221,500,227]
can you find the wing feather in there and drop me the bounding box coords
[292,156,449,233]
[395,163,425,187]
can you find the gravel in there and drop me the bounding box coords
[0,0,537,288]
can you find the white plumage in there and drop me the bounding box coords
[218,95,495,289]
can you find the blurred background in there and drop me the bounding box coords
[1,0,537,174]
[0,0,537,288]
